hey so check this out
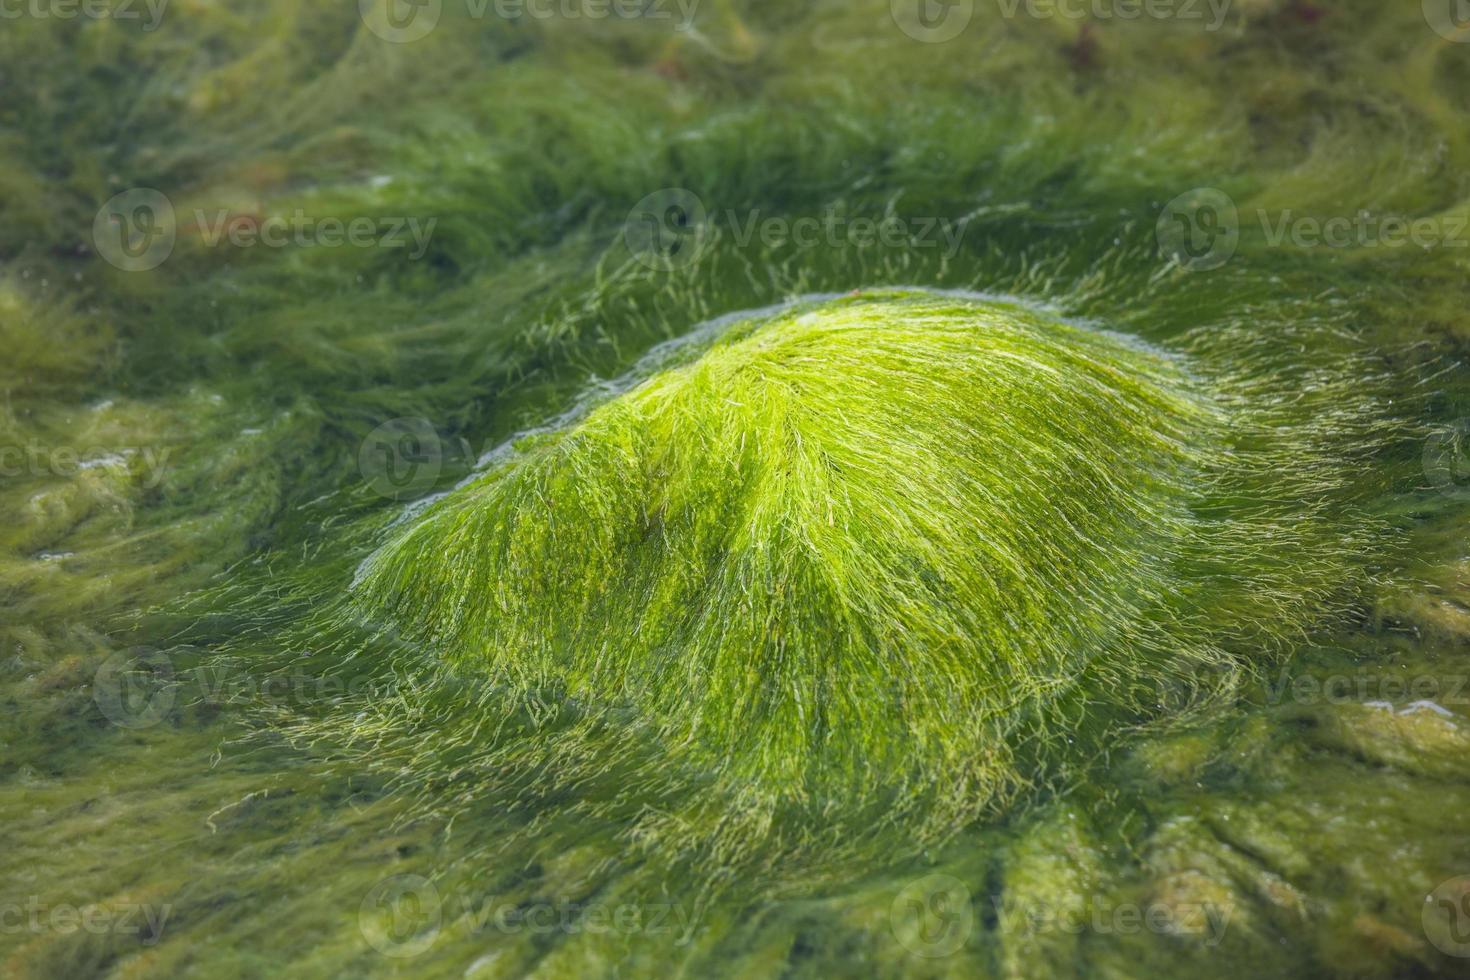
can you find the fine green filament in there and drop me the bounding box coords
[354,289,1399,846]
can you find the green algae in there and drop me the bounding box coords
[357,292,1220,810]
[351,287,1406,855]
[3,1,1470,977]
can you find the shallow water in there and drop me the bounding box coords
[4,1,1470,977]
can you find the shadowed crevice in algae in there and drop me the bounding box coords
[344,287,1412,869]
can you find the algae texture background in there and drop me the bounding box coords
[3,1,1470,978]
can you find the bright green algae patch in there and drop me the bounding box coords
[354,289,1399,844]
[360,291,1212,818]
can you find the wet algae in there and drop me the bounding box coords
[3,1,1470,977]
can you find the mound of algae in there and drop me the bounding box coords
[354,289,1404,843]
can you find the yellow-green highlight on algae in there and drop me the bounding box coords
[352,288,1409,860]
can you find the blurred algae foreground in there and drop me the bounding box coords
[4,0,1470,977]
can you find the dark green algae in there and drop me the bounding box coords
[3,1,1470,977]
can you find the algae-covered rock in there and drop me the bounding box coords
[996,808,1109,978]
[1296,700,1470,780]
[354,288,1407,855]
[359,290,1218,818]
